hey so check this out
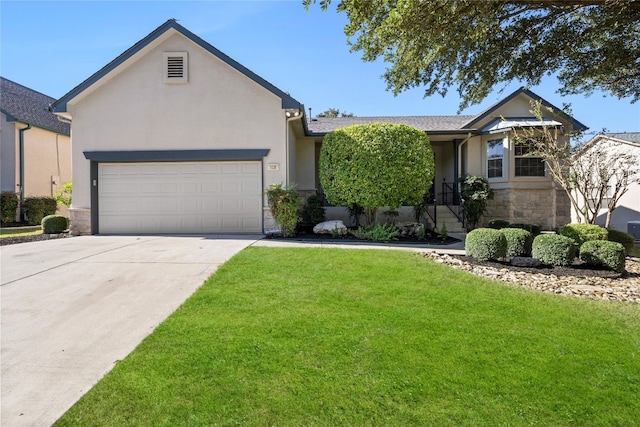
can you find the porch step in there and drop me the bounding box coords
[425,206,466,234]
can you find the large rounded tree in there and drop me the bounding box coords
[319,122,434,222]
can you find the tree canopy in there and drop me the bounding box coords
[304,0,640,110]
[317,108,354,118]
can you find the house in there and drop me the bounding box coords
[571,132,640,234]
[1,77,71,219]
[50,19,586,235]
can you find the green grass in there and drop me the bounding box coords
[55,248,640,426]
[0,226,42,237]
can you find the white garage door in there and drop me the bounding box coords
[98,161,262,234]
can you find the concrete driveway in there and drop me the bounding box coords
[1,234,260,427]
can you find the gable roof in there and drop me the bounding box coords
[0,77,70,135]
[462,87,588,132]
[50,19,303,115]
[305,87,588,136]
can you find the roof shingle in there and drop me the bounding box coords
[306,115,477,134]
[604,132,640,144]
[1,77,70,135]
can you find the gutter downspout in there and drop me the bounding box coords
[18,123,32,221]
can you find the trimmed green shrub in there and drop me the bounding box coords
[559,223,608,247]
[266,183,300,238]
[41,215,69,234]
[607,229,635,255]
[1,192,19,224]
[23,197,57,225]
[580,240,626,273]
[488,219,510,229]
[500,228,533,257]
[460,175,494,230]
[465,228,507,261]
[350,223,399,242]
[301,194,326,226]
[532,234,577,266]
[508,223,542,236]
[319,122,435,213]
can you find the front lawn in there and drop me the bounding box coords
[55,247,640,426]
[0,226,42,238]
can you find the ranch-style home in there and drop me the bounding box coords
[50,19,587,236]
[1,77,71,219]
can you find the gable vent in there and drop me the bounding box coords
[163,52,188,83]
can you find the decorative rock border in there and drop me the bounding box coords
[422,252,640,303]
[0,233,69,246]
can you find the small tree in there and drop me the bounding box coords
[53,180,72,208]
[513,101,640,228]
[459,175,494,231]
[266,183,300,237]
[319,122,435,225]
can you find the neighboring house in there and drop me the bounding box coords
[1,77,71,219]
[571,132,640,234]
[50,19,586,235]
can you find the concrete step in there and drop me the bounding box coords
[425,206,466,233]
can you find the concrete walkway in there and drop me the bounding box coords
[1,235,259,427]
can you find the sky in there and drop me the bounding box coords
[1,0,639,139]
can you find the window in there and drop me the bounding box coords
[514,142,545,176]
[487,139,503,178]
[163,52,188,83]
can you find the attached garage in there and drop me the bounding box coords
[85,150,269,234]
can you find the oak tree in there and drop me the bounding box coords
[304,0,640,110]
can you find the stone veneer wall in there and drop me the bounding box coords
[482,188,570,230]
[68,208,91,235]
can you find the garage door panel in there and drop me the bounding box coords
[98,162,262,234]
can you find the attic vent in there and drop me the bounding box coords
[163,52,188,83]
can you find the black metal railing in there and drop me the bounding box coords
[441,182,465,225]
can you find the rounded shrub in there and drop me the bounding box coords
[532,234,577,266]
[319,122,435,211]
[23,197,57,225]
[559,223,608,247]
[607,229,635,255]
[488,219,510,229]
[465,228,507,261]
[580,240,626,273]
[41,215,69,234]
[500,228,533,257]
[508,223,542,236]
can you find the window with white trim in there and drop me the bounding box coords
[514,141,545,177]
[487,138,503,178]
[163,52,188,83]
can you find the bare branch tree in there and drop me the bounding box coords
[513,101,640,227]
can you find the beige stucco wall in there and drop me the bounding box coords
[293,136,317,198]
[66,31,291,232]
[0,113,71,216]
[19,126,71,200]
